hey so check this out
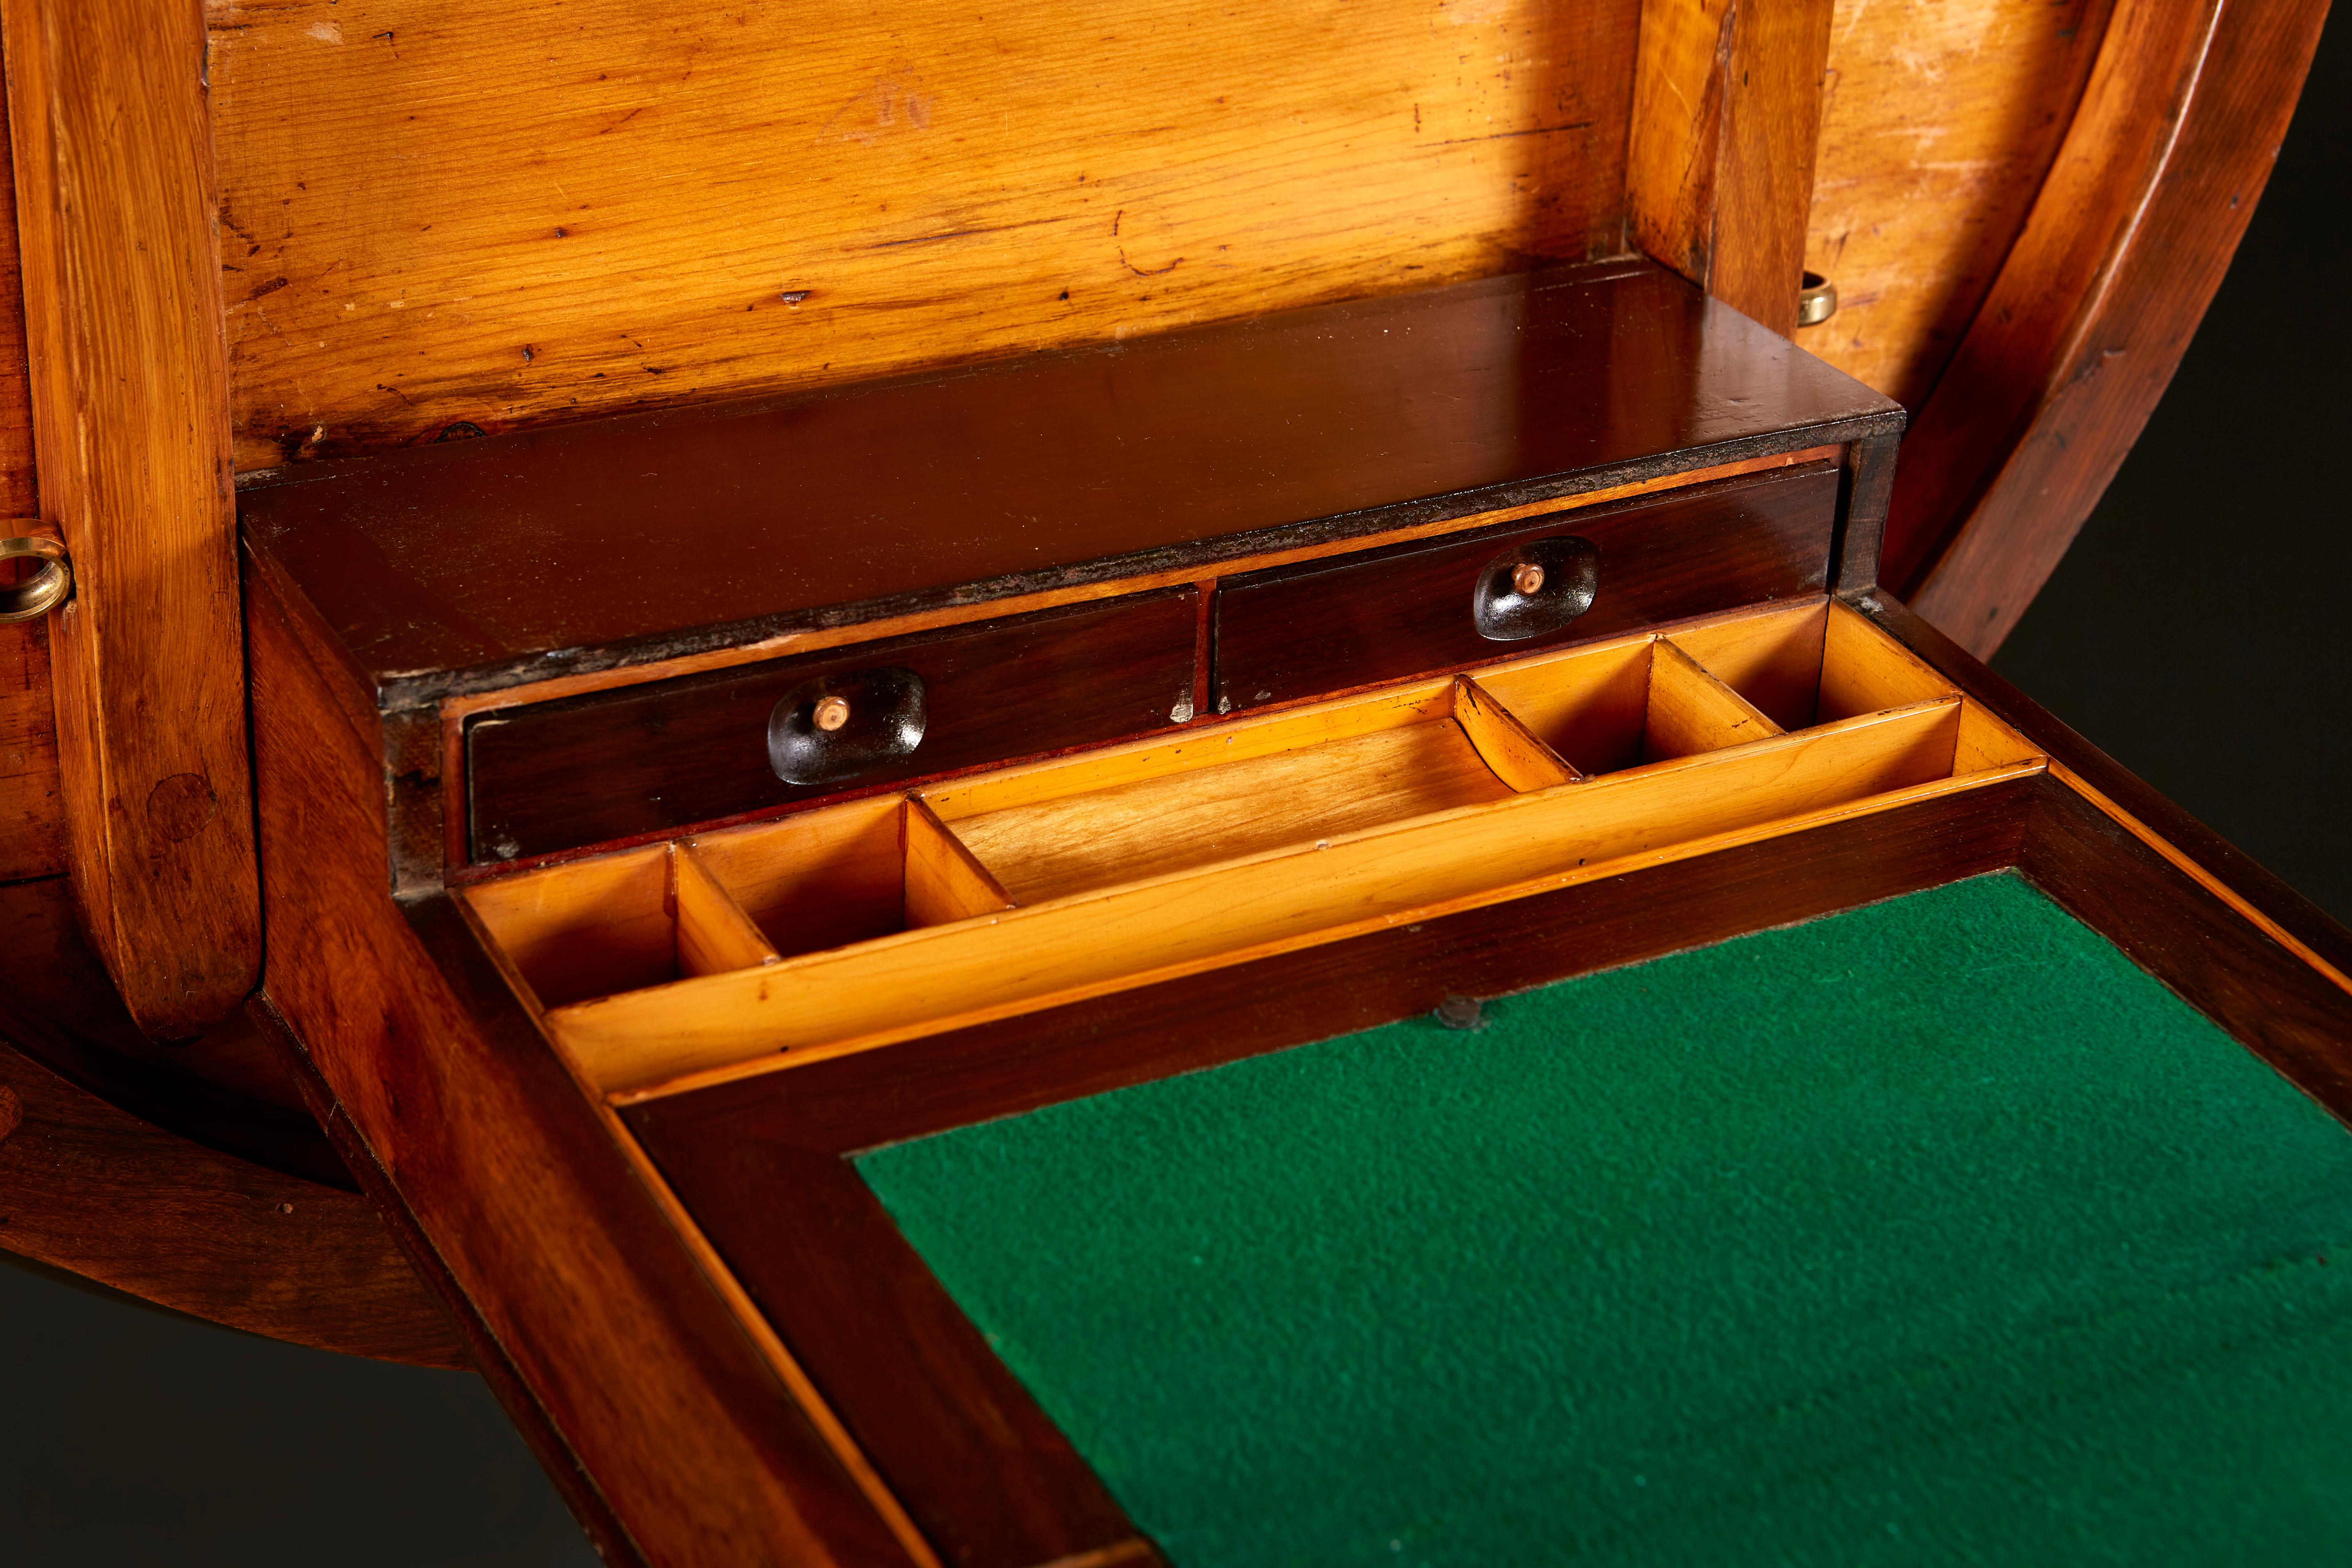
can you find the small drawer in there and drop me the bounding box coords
[467,587,1198,862]
[1212,464,1839,712]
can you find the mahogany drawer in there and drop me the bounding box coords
[1212,464,1839,712]
[466,586,1199,863]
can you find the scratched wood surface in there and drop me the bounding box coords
[1801,0,2115,407]
[4,0,261,1035]
[1625,0,1834,335]
[206,0,1639,472]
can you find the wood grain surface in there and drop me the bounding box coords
[0,57,57,886]
[558,701,1974,1096]
[206,0,1639,469]
[1212,464,1840,712]
[246,544,926,1567]
[1801,0,2116,406]
[1627,0,1835,335]
[467,588,1198,865]
[236,263,1899,711]
[2,0,260,1035]
[0,874,462,1367]
[0,618,62,883]
[0,1026,466,1368]
[621,779,2037,1567]
[1884,0,2327,654]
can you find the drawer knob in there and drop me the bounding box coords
[770,668,926,786]
[1473,536,1598,642]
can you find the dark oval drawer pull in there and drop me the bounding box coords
[770,667,926,786]
[1473,536,1598,642]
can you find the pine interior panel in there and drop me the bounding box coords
[1800,0,2115,408]
[208,0,1640,472]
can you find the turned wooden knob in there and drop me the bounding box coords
[812,695,852,732]
[1512,562,1545,595]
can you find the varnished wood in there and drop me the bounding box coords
[947,718,1516,908]
[559,700,1981,1097]
[1883,0,2328,655]
[0,617,62,882]
[1627,0,1836,335]
[0,875,464,1367]
[468,588,1199,866]
[0,59,58,886]
[428,447,1841,731]
[1211,464,1842,713]
[1660,598,1828,731]
[1450,677,1582,791]
[0,1027,468,1367]
[1817,597,1960,718]
[245,542,924,1568]
[206,0,1640,471]
[692,797,909,968]
[2,0,260,1035]
[1855,590,2352,999]
[1802,0,2117,406]
[620,777,2042,1566]
[1642,640,1782,760]
[902,800,1018,929]
[672,844,783,978]
[236,265,1898,712]
[1470,635,1658,774]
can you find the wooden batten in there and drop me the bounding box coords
[2,0,259,1033]
[1627,0,1835,334]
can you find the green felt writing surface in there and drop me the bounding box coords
[857,873,2352,1566]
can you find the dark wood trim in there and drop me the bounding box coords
[1853,590,2352,997]
[623,779,2035,1566]
[1833,432,1899,594]
[1881,0,2329,655]
[2018,780,2352,1118]
[238,261,1900,710]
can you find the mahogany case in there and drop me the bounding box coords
[237,259,2352,1568]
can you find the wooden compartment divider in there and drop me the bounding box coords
[459,604,2052,1101]
[541,701,1975,1095]
[1450,677,1583,792]
[1642,642,1785,760]
[670,844,783,979]
[902,800,1019,929]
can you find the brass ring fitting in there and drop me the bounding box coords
[0,536,70,623]
[1796,271,1838,329]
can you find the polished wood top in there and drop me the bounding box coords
[239,259,1900,709]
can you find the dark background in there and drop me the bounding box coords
[5,19,2348,1564]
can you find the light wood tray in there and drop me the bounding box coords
[464,598,2045,1101]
